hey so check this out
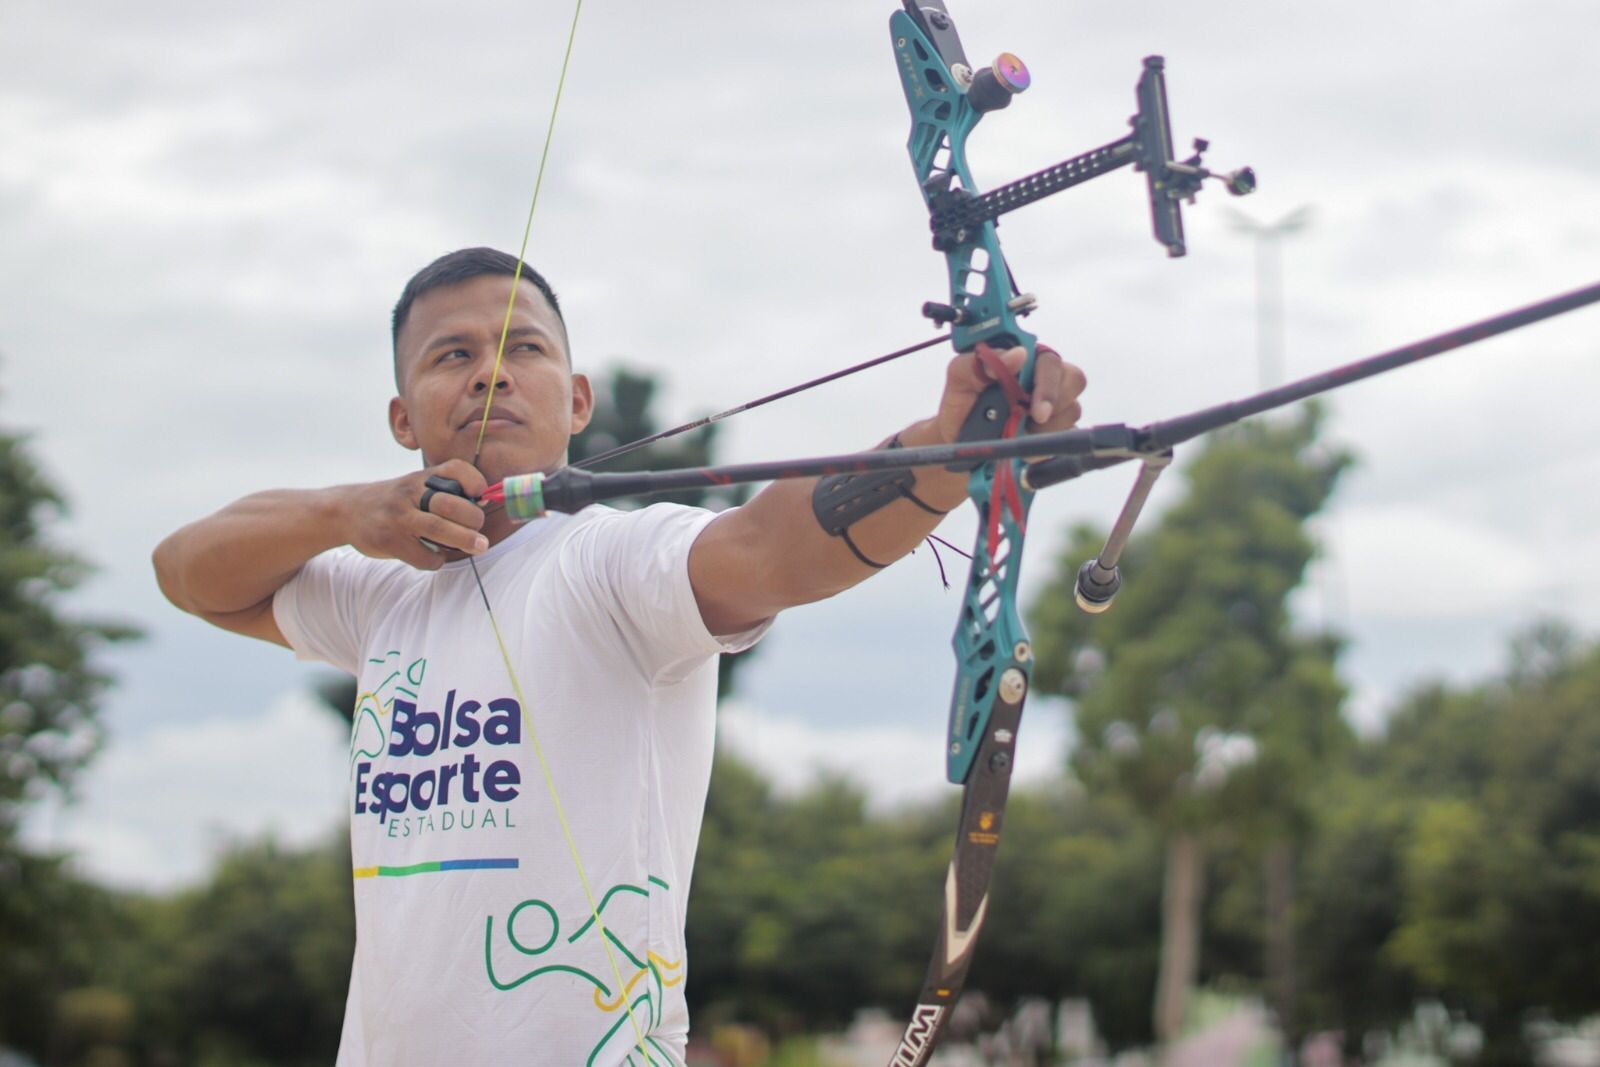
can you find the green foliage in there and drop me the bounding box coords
[685,754,941,1031]
[0,850,128,1060]
[1,836,353,1065]
[976,790,1164,1048]
[685,754,1166,1050]
[52,987,135,1067]
[0,423,138,1061]
[1030,406,1351,836]
[1292,620,1600,1062]
[112,837,354,1066]
[1385,624,1600,1059]
[1293,781,1418,1045]
[0,429,139,847]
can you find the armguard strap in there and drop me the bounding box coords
[813,436,950,566]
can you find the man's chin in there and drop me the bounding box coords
[449,443,563,486]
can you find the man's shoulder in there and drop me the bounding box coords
[549,502,720,572]
[566,502,717,540]
[298,543,419,587]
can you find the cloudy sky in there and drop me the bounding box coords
[4,0,1597,888]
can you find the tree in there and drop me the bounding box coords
[1292,778,1418,1053]
[1383,622,1600,1064]
[0,421,138,1060]
[683,754,1169,1051]
[685,751,935,1032]
[1287,621,1600,1062]
[0,429,138,848]
[1029,406,1350,1052]
[99,837,356,1066]
[0,851,128,1063]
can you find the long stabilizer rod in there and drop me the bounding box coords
[1026,278,1600,490]
[1033,278,1600,612]
[489,280,1600,520]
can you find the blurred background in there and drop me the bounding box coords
[2,1,1598,1064]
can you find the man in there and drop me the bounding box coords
[153,247,1086,1065]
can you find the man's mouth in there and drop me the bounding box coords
[460,410,523,431]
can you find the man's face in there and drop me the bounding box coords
[390,274,592,483]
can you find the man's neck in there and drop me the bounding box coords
[482,508,521,548]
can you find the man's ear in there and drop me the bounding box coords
[569,373,594,435]
[389,396,421,451]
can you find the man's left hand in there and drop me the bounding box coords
[931,343,1086,445]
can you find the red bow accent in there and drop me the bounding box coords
[971,342,1033,567]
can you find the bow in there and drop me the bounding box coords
[522,5,1257,1059]
[453,3,1600,1064]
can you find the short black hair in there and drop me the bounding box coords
[390,247,567,383]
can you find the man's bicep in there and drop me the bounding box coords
[686,509,784,637]
[195,597,291,648]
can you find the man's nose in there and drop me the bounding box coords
[471,354,512,393]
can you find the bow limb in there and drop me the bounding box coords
[886,5,1039,1061]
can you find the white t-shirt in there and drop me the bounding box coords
[273,503,767,1067]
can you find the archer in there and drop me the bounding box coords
[152,246,1086,1065]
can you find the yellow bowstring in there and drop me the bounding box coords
[474,0,587,462]
[469,1,655,1062]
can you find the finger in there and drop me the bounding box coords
[946,350,989,392]
[1024,401,1083,461]
[422,489,486,532]
[1053,399,1082,430]
[1034,347,1087,422]
[1029,354,1062,426]
[434,459,489,498]
[412,511,489,556]
[1047,347,1088,400]
[973,344,1028,379]
[390,536,447,571]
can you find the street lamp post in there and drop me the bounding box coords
[1227,205,1314,389]
[1227,206,1314,1067]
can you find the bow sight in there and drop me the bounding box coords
[898,2,1255,324]
[897,1,1251,628]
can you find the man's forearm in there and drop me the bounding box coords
[154,487,352,616]
[690,419,974,632]
[812,416,970,571]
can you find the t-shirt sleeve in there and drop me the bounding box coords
[273,547,407,673]
[562,504,771,687]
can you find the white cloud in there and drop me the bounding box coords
[1332,504,1544,619]
[25,690,349,891]
[3,0,1598,888]
[715,697,1071,812]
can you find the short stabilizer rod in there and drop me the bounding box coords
[1072,452,1171,613]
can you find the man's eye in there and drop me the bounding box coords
[436,349,469,364]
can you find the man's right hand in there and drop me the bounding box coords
[345,459,489,570]
[154,459,495,648]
